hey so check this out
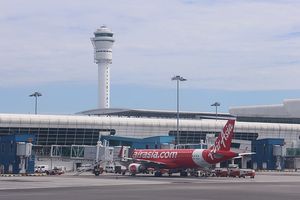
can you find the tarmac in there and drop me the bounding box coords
[0,172,300,200]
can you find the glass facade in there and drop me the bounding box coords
[0,114,299,151]
[169,131,258,144]
[0,127,115,146]
[237,116,300,124]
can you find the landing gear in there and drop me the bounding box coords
[189,171,199,177]
[180,171,188,177]
[154,171,162,177]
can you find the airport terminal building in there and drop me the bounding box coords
[1,99,300,170]
[1,100,300,146]
[0,109,299,148]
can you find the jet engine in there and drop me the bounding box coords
[128,163,144,175]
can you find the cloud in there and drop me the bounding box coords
[0,0,300,90]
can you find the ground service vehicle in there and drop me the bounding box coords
[93,164,104,176]
[77,164,92,172]
[48,167,64,175]
[240,169,255,178]
[105,165,115,173]
[228,168,240,177]
[215,168,229,177]
[35,165,49,173]
[115,165,126,175]
[227,164,255,178]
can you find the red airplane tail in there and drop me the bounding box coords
[203,120,236,163]
[209,119,235,152]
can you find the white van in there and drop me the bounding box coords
[105,165,115,173]
[35,165,49,173]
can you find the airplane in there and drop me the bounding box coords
[119,119,248,177]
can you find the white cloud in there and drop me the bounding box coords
[0,0,300,90]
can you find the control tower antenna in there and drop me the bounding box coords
[91,26,115,108]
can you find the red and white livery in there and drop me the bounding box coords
[123,120,239,176]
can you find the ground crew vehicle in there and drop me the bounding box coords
[215,168,228,177]
[93,164,104,176]
[240,169,255,178]
[35,165,49,173]
[115,165,126,175]
[48,167,64,175]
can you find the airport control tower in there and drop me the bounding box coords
[91,26,115,109]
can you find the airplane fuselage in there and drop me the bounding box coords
[131,148,238,169]
[126,120,237,176]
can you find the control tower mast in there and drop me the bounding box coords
[91,26,115,108]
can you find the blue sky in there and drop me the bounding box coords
[1,0,300,114]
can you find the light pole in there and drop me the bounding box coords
[211,102,220,121]
[211,102,220,136]
[171,75,187,145]
[29,92,42,114]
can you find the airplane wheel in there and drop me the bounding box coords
[180,171,188,177]
[154,171,162,177]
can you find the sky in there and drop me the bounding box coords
[1,0,300,115]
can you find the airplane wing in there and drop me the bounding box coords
[122,157,168,168]
[238,152,256,156]
[233,152,256,159]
